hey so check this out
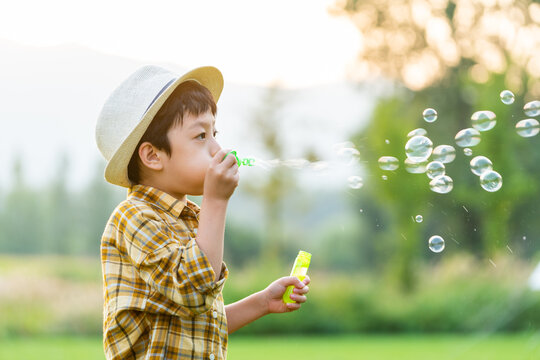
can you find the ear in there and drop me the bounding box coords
[138,142,164,171]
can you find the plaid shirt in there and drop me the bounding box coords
[101,184,229,360]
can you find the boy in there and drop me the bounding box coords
[95,65,310,359]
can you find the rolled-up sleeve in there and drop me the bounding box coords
[123,212,228,316]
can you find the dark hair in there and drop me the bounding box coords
[127,80,217,184]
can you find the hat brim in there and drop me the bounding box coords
[104,66,224,188]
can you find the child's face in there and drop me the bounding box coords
[159,110,221,197]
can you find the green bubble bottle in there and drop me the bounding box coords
[282,250,312,304]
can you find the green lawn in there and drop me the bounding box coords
[230,334,540,359]
[0,334,539,359]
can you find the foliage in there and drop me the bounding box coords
[347,76,540,290]
[225,254,540,335]
[0,156,124,256]
[332,0,540,95]
[241,85,298,263]
[1,255,539,338]
[332,0,540,290]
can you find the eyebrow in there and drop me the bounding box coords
[189,119,216,129]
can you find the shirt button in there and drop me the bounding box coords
[209,354,215,360]
[212,311,218,319]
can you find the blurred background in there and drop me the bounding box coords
[1,0,540,359]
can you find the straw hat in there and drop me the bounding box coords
[96,65,224,187]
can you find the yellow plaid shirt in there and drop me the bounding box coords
[101,184,229,360]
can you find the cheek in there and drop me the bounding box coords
[200,158,213,175]
[199,149,214,167]
[169,144,214,178]
[187,156,211,177]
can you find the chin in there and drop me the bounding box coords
[189,187,204,196]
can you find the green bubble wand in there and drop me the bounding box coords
[224,150,256,167]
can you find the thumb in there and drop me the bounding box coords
[280,276,305,289]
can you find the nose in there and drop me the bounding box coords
[209,137,222,156]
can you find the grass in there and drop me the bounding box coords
[0,336,104,360]
[0,333,539,360]
[230,334,540,360]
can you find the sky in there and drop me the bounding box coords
[0,0,371,189]
[0,0,360,88]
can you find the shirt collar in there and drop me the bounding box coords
[128,184,200,219]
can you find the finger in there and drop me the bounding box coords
[293,285,309,295]
[224,156,240,171]
[290,294,307,303]
[220,151,238,167]
[212,149,229,166]
[223,165,240,181]
[231,172,240,186]
[281,276,306,289]
[295,278,306,289]
[223,153,238,168]
[303,275,311,285]
[286,302,301,311]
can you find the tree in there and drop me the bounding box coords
[0,155,42,253]
[41,152,73,253]
[334,0,540,290]
[244,85,297,265]
[332,0,540,96]
[75,159,124,255]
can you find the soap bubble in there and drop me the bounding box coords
[385,139,390,144]
[309,161,330,171]
[470,156,493,176]
[405,135,433,162]
[336,146,360,166]
[516,118,540,138]
[432,145,456,164]
[333,141,355,151]
[382,175,388,180]
[404,158,428,174]
[338,147,360,158]
[415,215,423,223]
[455,128,481,147]
[266,159,281,168]
[429,235,445,253]
[463,148,473,156]
[378,156,399,171]
[407,128,427,138]
[426,161,446,179]
[429,175,453,194]
[282,159,309,169]
[480,170,503,192]
[348,175,364,189]
[500,90,515,105]
[524,100,540,117]
[255,158,280,170]
[423,108,438,123]
[471,111,496,132]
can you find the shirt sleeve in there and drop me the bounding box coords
[122,209,228,316]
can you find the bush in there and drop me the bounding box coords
[1,254,539,337]
[223,253,540,334]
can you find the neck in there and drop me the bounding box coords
[139,179,188,203]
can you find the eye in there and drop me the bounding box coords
[196,132,206,140]
[213,130,219,138]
